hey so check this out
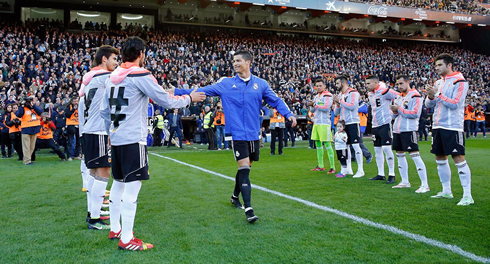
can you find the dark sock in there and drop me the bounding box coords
[238,166,252,208]
[233,171,240,197]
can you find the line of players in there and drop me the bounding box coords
[310,54,473,207]
[78,42,473,252]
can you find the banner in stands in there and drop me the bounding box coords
[233,0,490,25]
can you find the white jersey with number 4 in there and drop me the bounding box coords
[101,62,191,146]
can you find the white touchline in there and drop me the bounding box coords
[151,153,490,263]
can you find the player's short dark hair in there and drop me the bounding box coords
[335,75,348,83]
[396,75,410,82]
[93,45,120,67]
[366,75,379,81]
[121,37,146,63]
[314,78,325,85]
[435,53,454,68]
[234,50,253,62]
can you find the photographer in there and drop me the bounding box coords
[15,96,43,165]
[34,113,66,161]
[214,103,229,150]
[52,106,66,150]
[6,103,23,161]
[64,97,80,161]
[474,105,486,137]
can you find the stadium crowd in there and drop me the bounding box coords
[0,18,489,157]
[355,0,489,15]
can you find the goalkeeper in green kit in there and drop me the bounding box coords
[309,79,336,174]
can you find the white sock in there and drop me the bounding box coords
[109,180,125,233]
[346,146,352,172]
[396,153,409,184]
[340,165,347,174]
[374,147,385,176]
[436,160,452,194]
[81,161,89,189]
[455,161,472,199]
[382,145,395,176]
[87,174,95,213]
[411,153,428,188]
[121,181,142,244]
[352,144,363,172]
[90,176,109,218]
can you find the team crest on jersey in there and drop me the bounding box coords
[253,83,258,90]
[403,100,409,108]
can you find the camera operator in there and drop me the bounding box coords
[6,103,23,161]
[34,113,66,161]
[52,106,66,150]
[15,96,43,165]
[64,97,80,161]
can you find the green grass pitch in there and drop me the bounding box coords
[1,137,489,263]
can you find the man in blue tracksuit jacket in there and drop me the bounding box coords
[175,50,297,223]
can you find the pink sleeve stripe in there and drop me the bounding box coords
[438,82,464,105]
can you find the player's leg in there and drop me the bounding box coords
[430,129,453,198]
[453,154,473,205]
[315,140,324,169]
[346,124,363,178]
[230,140,244,209]
[324,125,335,173]
[410,152,429,193]
[118,143,153,250]
[235,141,259,222]
[324,141,335,173]
[394,152,410,187]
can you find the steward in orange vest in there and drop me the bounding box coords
[15,97,43,164]
[64,97,81,159]
[5,104,23,160]
[35,114,66,161]
[269,108,285,155]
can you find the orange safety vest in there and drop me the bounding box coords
[66,106,79,126]
[464,108,472,121]
[469,111,476,121]
[38,122,54,139]
[334,115,340,126]
[214,111,225,126]
[20,107,40,128]
[8,112,22,133]
[307,110,314,125]
[359,112,367,127]
[270,109,285,123]
[476,112,485,121]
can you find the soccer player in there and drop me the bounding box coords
[365,75,399,184]
[81,45,120,230]
[308,78,335,174]
[101,36,205,250]
[333,75,364,178]
[174,50,297,223]
[389,75,429,193]
[425,54,473,206]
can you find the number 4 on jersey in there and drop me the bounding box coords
[109,86,128,128]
